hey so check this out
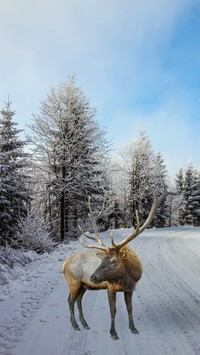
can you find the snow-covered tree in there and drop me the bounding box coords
[110,158,132,227]
[176,168,184,192]
[175,167,186,225]
[0,100,31,244]
[28,78,110,241]
[112,131,169,227]
[176,163,200,226]
[183,165,200,226]
[192,170,200,226]
[182,163,196,225]
[16,212,55,253]
[114,131,153,226]
[151,152,168,227]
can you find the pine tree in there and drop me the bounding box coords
[127,131,154,226]
[114,131,168,227]
[28,78,110,241]
[175,165,200,226]
[0,100,31,244]
[151,152,168,227]
[189,169,200,226]
[183,163,196,225]
[176,168,184,192]
[175,168,185,225]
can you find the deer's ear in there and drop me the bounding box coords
[120,249,127,259]
[96,252,105,259]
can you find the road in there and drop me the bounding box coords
[0,227,200,355]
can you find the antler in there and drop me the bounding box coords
[157,179,177,206]
[80,183,176,252]
[112,182,176,251]
[79,196,107,251]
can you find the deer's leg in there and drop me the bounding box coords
[107,290,119,340]
[124,291,139,334]
[76,287,90,329]
[68,285,82,330]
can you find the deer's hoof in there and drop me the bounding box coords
[131,327,139,334]
[111,333,119,340]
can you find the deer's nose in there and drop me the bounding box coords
[90,274,98,283]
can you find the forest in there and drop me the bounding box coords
[0,78,200,261]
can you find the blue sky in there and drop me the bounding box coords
[0,0,200,177]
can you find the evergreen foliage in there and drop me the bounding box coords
[0,82,199,261]
[113,131,169,228]
[28,78,110,241]
[176,163,200,226]
[0,101,31,244]
[192,171,200,226]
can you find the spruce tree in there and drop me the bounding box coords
[151,152,168,227]
[0,100,30,245]
[175,165,200,226]
[116,131,168,227]
[127,131,154,226]
[175,168,186,225]
[28,78,110,241]
[183,163,196,225]
[192,170,200,226]
[176,168,184,192]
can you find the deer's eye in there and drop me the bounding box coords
[110,258,117,266]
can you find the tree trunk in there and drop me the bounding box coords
[60,190,65,242]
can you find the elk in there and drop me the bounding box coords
[62,184,172,339]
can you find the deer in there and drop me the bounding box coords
[62,184,173,339]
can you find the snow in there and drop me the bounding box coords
[0,227,200,355]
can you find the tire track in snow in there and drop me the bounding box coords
[60,290,100,355]
[0,228,200,355]
[131,228,200,355]
[0,275,60,355]
[0,247,67,355]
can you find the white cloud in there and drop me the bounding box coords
[0,0,199,176]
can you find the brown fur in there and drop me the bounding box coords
[119,246,142,291]
[62,184,163,339]
[62,245,142,339]
[91,246,142,292]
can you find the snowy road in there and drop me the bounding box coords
[0,227,200,355]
